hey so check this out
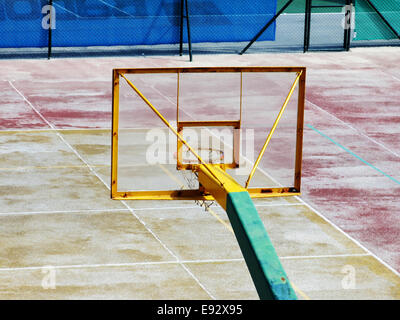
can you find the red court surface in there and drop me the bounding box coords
[0,47,399,299]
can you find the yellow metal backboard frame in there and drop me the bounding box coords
[111,67,306,200]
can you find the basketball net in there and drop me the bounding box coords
[181,147,225,211]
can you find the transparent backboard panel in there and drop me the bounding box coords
[230,72,298,188]
[117,73,190,192]
[178,72,241,122]
[115,69,300,193]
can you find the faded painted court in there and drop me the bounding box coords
[0,47,399,299]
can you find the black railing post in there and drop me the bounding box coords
[185,0,192,61]
[179,0,184,56]
[179,0,193,61]
[343,0,353,51]
[303,0,311,52]
[47,0,53,59]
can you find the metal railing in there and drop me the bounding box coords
[0,0,398,60]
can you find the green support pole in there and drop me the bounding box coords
[226,192,297,300]
[196,164,297,300]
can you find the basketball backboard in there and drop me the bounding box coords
[111,67,306,201]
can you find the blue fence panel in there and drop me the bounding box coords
[0,0,277,48]
[0,0,48,48]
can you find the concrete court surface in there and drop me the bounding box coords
[0,47,399,299]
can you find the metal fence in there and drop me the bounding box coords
[0,0,398,60]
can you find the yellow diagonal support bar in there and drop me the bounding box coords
[119,72,224,187]
[245,71,302,188]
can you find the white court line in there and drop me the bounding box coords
[254,203,304,208]
[0,253,375,273]
[0,258,245,272]
[307,99,400,158]
[8,81,216,300]
[0,128,55,133]
[0,208,129,217]
[384,71,400,82]
[391,74,400,82]
[0,204,302,217]
[0,128,111,133]
[280,253,371,260]
[0,127,169,134]
[0,206,203,217]
[380,70,400,83]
